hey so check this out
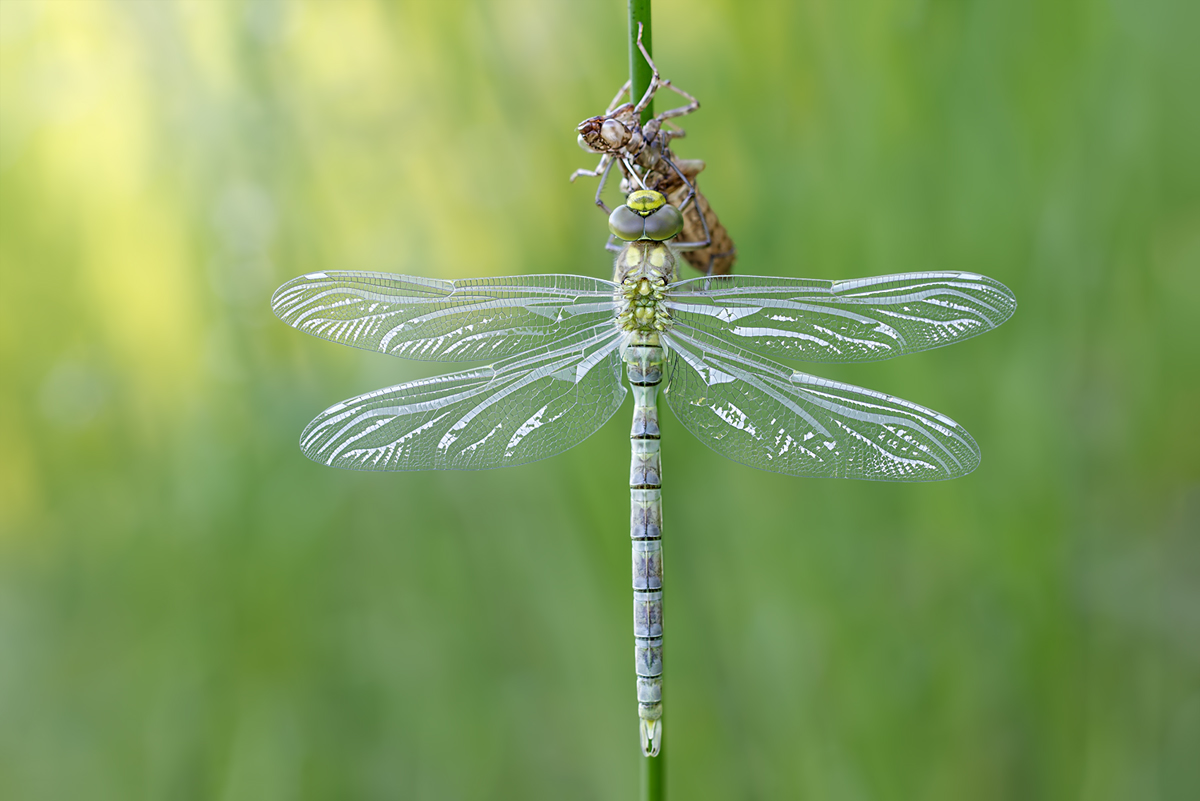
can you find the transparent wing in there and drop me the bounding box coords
[662,329,980,481]
[665,272,1016,363]
[272,271,618,362]
[300,328,626,471]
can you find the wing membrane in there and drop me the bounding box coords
[300,328,625,471]
[273,271,617,362]
[665,272,1015,363]
[662,329,980,481]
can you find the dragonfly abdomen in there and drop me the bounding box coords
[627,336,665,757]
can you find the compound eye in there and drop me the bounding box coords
[608,205,645,241]
[600,119,626,147]
[642,203,684,241]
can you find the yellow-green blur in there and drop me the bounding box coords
[1,1,1197,799]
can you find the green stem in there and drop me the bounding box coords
[641,732,664,801]
[628,0,654,124]
[630,4,662,798]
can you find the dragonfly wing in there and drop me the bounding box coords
[300,329,627,471]
[272,272,618,361]
[665,272,1015,363]
[662,329,980,481]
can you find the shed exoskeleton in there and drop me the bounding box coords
[571,23,736,276]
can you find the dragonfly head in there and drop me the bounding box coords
[609,190,684,242]
[576,103,641,154]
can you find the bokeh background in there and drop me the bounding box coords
[2,1,1198,799]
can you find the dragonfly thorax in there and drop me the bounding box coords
[616,242,675,334]
[608,190,681,332]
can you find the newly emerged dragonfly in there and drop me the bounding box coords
[272,190,1016,757]
[572,24,736,275]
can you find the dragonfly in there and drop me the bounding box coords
[571,23,736,276]
[271,189,1016,757]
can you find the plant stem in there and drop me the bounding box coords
[629,4,662,797]
[628,0,654,124]
[641,732,664,801]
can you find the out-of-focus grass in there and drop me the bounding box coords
[1,1,1197,799]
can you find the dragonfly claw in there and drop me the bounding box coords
[639,712,662,757]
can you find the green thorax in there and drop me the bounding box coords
[615,240,676,334]
[607,188,683,337]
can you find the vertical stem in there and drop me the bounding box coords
[628,330,665,800]
[629,335,665,801]
[641,724,664,801]
[628,5,661,798]
[628,0,654,124]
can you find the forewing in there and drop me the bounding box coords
[665,272,1015,363]
[300,329,626,471]
[272,272,617,361]
[663,329,980,481]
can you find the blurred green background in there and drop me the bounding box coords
[2,1,1198,799]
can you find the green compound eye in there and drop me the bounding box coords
[642,203,684,241]
[609,205,646,241]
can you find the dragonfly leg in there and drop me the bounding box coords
[570,153,611,183]
[654,79,700,122]
[679,190,737,276]
[606,79,632,114]
[661,160,735,275]
[631,24,700,121]
[659,121,687,146]
[661,158,716,263]
[673,201,713,256]
[661,156,698,215]
[632,23,660,115]
[585,157,616,214]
